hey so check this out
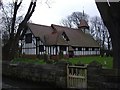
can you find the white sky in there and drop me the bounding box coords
[3,0,101,26]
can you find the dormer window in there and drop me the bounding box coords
[25,33,32,43]
[62,32,69,41]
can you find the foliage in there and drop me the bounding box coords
[67,56,113,69]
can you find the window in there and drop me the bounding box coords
[82,48,85,51]
[93,47,98,51]
[62,32,69,41]
[60,46,66,51]
[92,47,95,51]
[89,48,92,51]
[72,47,76,50]
[78,47,82,51]
[75,48,78,51]
[39,45,44,52]
[86,47,89,51]
[25,33,32,43]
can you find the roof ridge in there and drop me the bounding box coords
[28,23,51,28]
[52,24,79,31]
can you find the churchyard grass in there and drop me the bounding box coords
[11,58,46,64]
[11,56,113,69]
[67,56,113,69]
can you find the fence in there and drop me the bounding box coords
[67,65,87,88]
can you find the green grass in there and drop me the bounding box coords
[11,56,113,69]
[11,58,46,64]
[67,56,113,69]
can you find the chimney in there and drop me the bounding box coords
[51,24,57,34]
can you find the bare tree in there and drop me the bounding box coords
[61,16,73,28]
[2,0,37,60]
[95,0,120,70]
[90,16,112,51]
[0,0,2,6]
[0,2,24,45]
[90,16,102,42]
[61,11,89,28]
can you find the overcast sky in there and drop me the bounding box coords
[29,0,101,25]
[3,0,101,26]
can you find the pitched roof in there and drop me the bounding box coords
[27,23,100,47]
[78,19,89,29]
[27,23,53,42]
[51,24,99,47]
[44,31,68,45]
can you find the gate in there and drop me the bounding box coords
[67,65,87,88]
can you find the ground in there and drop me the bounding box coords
[11,56,113,69]
[67,56,113,69]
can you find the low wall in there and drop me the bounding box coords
[87,61,119,89]
[3,60,119,89]
[2,61,68,88]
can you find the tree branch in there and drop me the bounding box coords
[15,0,37,41]
[95,1,120,39]
[10,1,22,38]
[24,1,33,20]
[27,1,36,20]
[1,5,10,29]
[17,0,22,9]
[95,1,111,26]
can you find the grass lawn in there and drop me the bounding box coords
[67,56,113,69]
[11,56,113,69]
[11,58,46,64]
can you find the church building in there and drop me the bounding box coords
[20,19,100,60]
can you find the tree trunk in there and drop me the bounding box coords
[2,42,11,60]
[2,35,19,60]
[2,23,26,60]
[95,1,120,75]
[111,24,120,69]
[2,1,36,61]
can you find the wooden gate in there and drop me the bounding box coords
[67,65,87,88]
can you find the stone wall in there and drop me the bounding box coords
[87,61,119,89]
[3,60,119,89]
[2,61,68,88]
